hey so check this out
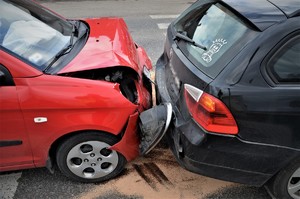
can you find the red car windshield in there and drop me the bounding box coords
[0,0,73,71]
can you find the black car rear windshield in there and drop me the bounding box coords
[174,2,257,78]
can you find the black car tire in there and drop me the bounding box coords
[56,131,126,183]
[269,158,300,199]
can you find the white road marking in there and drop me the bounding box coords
[0,172,22,199]
[157,23,170,30]
[150,15,178,31]
[150,15,179,19]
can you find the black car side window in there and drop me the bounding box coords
[0,64,15,86]
[268,36,300,84]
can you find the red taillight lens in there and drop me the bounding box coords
[184,84,238,135]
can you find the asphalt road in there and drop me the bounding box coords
[0,1,272,199]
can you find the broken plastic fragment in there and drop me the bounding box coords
[139,103,172,155]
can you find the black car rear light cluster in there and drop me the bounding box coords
[184,84,238,135]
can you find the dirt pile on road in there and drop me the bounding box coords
[77,148,234,199]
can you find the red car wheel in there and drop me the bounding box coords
[56,132,126,183]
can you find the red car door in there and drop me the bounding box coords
[0,64,33,171]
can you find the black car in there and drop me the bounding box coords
[141,0,300,198]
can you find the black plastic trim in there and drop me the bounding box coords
[0,140,22,147]
[0,64,15,86]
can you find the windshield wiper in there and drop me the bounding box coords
[174,32,207,51]
[43,21,78,73]
[55,22,78,58]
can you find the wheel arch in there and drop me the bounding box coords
[273,154,300,180]
[265,154,300,185]
[265,154,300,198]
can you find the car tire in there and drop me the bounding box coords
[56,131,126,183]
[269,158,300,199]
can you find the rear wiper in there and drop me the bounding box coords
[174,32,207,51]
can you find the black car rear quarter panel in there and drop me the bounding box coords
[228,18,300,150]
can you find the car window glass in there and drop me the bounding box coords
[174,3,256,78]
[191,4,248,66]
[269,37,300,83]
[0,0,72,71]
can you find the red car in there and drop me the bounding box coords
[0,0,153,182]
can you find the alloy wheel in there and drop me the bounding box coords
[288,168,300,199]
[66,141,118,179]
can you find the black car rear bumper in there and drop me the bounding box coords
[155,56,298,186]
[166,126,273,186]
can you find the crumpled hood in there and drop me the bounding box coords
[58,18,139,74]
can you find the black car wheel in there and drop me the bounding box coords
[56,132,126,183]
[270,158,300,199]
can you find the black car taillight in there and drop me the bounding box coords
[184,84,238,135]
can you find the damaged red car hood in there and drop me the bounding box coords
[58,18,140,74]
